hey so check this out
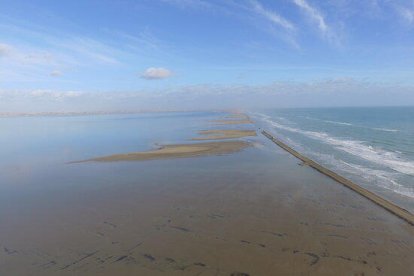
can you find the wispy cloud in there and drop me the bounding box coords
[0,89,83,101]
[293,0,328,33]
[0,41,71,83]
[29,89,83,100]
[233,0,300,48]
[249,0,295,31]
[160,0,298,47]
[52,37,120,65]
[115,29,161,50]
[292,0,343,46]
[0,42,56,66]
[161,0,213,10]
[0,21,167,84]
[396,5,414,25]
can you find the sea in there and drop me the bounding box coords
[252,106,414,212]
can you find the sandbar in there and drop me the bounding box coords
[212,119,253,125]
[225,113,250,120]
[192,129,257,140]
[73,141,251,162]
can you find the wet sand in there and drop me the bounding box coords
[1,113,414,275]
[73,141,251,163]
[192,130,257,140]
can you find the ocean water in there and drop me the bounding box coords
[252,106,414,212]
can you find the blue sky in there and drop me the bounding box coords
[1,0,414,111]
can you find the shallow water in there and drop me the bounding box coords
[0,111,222,190]
[1,111,414,275]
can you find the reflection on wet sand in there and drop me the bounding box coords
[1,112,413,276]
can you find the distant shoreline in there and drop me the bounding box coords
[0,109,228,118]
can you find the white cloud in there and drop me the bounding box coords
[0,43,12,57]
[249,0,295,31]
[50,70,62,77]
[141,67,173,80]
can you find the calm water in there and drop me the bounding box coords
[252,106,414,212]
[0,111,222,195]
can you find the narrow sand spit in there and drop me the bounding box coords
[225,113,250,120]
[212,119,253,125]
[192,129,257,140]
[72,141,251,163]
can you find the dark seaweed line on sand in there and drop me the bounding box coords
[262,130,414,226]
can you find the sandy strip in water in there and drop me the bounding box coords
[212,119,253,125]
[192,130,257,140]
[72,141,251,162]
[225,113,250,120]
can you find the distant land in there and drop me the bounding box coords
[0,109,228,118]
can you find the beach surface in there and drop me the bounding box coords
[0,111,413,275]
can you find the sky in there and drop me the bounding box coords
[1,0,414,112]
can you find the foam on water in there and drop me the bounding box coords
[305,116,399,132]
[254,113,414,177]
[372,127,399,132]
[313,152,414,198]
[323,120,353,126]
[253,109,414,211]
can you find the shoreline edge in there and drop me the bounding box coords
[262,130,414,226]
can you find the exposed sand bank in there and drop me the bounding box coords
[73,141,251,163]
[192,129,257,140]
[225,113,250,120]
[212,119,253,125]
